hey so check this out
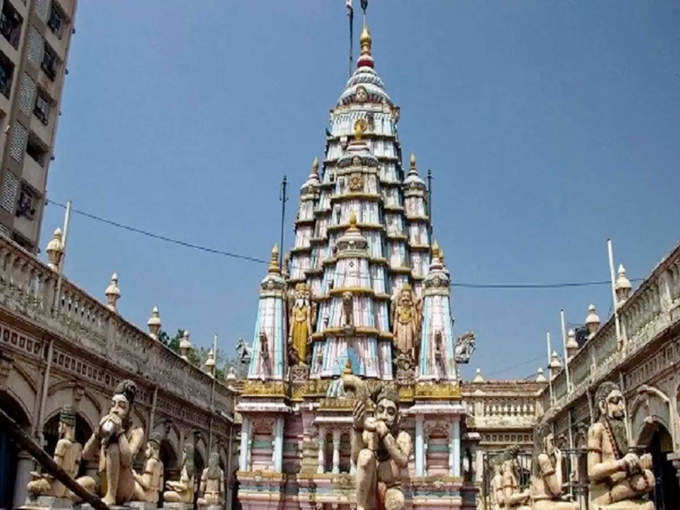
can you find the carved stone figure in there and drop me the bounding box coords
[133,434,164,503]
[344,374,412,510]
[79,379,145,506]
[587,381,655,510]
[196,451,225,509]
[454,331,476,364]
[531,425,578,510]
[342,291,354,329]
[164,442,195,504]
[489,463,504,510]
[501,457,530,510]
[26,406,82,500]
[391,284,421,359]
[289,282,312,364]
[258,331,270,377]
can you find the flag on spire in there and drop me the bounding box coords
[360,0,368,12]
[346,0,353,14]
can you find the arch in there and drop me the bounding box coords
[3,363,37,426]
[630,385,672,448]
[647,423,680,509]
[160,438,180,481]
[42,411,93,478]
[0,391,31,509]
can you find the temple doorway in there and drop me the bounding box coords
[648,424,680,510]
[0,393,30,509]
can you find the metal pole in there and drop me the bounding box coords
[546,331,554,406]
[560,309,571,393]
[279,176,288,266]
[427,169,433,241]
[607,239,623,350]
[347,1,354,77]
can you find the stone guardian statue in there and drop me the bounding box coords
[587,381,655,510]
[80,379,145,506]
[26,406,82,501]
[347,380,412,510]
[163,442,196,505]
[530,424,578,510]
[197,450,225,509]
[132,434,164,504]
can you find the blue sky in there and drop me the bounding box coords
[40,1,680,379]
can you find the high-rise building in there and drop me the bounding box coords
[0,0,76,252]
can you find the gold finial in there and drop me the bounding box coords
[410,153,417,170]
[268,244,280,273]
[349,210,358,227]
[360,25,372,56]
[312,157,319,174]
[431,240,441,259]
[353,118,367,140]
[343,358,353,375]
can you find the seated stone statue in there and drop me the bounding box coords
[587,381,655,510]
[133,434,164,503]
[197,450,225,508]
[164,442,196,504]
[530,425,578,510]
[501,458,531,510]
[79,379,145,506]
[26,406,82,500]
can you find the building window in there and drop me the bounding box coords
[16,184,36,220]
[26,134,47,166]
[33,90,50,124]
[47,2,65,38]
[0,1,22,49]
[0,52,14,98]
[41,42,57,80]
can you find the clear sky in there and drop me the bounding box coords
[40,1,680,380]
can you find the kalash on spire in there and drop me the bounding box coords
[236,15,476,510]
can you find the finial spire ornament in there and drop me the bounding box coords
[45,227,64,271]
[311,157,319,175]
[269,244,280,273]
[147,305,162,339]
[357,23,374,68]
[105,273,120,312]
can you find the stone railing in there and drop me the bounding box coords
[545,243,680,416]
[0,235,235,417]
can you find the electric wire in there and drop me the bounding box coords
[46,199,642,290]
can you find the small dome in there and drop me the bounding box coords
[566,329,579,349]
[472,368,484,383]
[147,305,161,327]
[615,264,632,291]
[105,273,120,297]
[585,304,600,327]
[179,331,192,349]
[403,153,426,188]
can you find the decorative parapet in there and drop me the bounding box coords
[0,235,236,418]
[545,242,680,417]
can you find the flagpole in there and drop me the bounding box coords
[347,1,353,77]
[546,331,554,406]
[560,309,571,393]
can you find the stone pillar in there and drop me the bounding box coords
[239,416,251,471]
[317,426,326,474]
[273,416,284,472]
[415,415,424,476]
[332,429,341,474]
[450,418,461,477]
[13,450,34,508]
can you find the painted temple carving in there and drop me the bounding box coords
[236,21,474,510]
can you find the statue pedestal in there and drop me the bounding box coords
[199,506,224,510]
[126,502,159,510]
[75,505,128,510]
[163,503,194,510]
[20,496,74,509]
[589,501,654,510]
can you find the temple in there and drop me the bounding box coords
[236,23,476,510]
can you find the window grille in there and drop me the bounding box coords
[47,3,63,37]
[34,92,50,124]
[18,74,36,114]
[27,28,43,67]
[8,123,28,162]
[0,171,18,213]
[34,0,50,22]
[41,42,57,79]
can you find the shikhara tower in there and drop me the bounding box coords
[237,23,476,510]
